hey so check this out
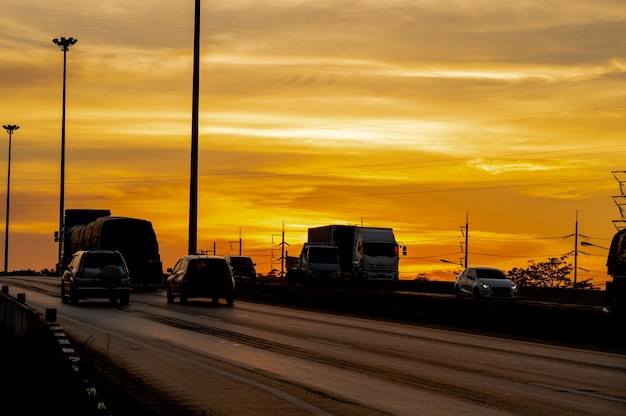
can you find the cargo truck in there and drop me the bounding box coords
[308,225,401,280]
[59,209,164,289]
[286,243,341,285]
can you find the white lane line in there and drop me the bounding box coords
[531,383,626,405]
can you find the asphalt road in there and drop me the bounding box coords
[2,275,626,416]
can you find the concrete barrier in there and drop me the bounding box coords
[0,287,110,416]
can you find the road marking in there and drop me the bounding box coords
[308,338,351,349]
[197,314,222,322]
[531,383,626,404]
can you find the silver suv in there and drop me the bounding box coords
[61,250,130,305]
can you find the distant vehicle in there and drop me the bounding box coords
[61,250,130,305]
[308,225,402,280]
[60,209,164,289]
[606,228,626,315]
[224,255,258,283]
[454,266,517,301]
[286,243,341,285]
[166,255,235,305]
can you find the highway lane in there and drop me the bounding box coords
[2,275,626,416]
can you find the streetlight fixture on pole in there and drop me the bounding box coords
[580,241,609,250]
[52,36,77,273]
[440,259,463,268]
[2,124,19,273]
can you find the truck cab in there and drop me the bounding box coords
[287,243,341,285]
[354,227,399,280]
[606,228,626,315]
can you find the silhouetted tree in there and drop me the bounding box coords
[506,256,575,288]
[414,273,429,282]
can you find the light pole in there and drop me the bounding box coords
[52,36,77,273]
[189,0,200,255]
[2,124,19,273]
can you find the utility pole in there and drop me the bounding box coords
[271,222,289,277]
[612,171,626,230]
[565,210,590,287]
[460,212,468,268]
[281,223,285,276]
[188,0,201,255]
[574,211,579,287]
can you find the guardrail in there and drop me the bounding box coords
[236,282,625,348]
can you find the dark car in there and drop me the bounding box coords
[61,250,130,305]
[166,255,235,305]
[454,266,517,301]
[224,255,258,283]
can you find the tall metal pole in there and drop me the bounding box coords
[574,211,579,287]
[2,125,19,273]
[188,0,201,255]
[459,212,468,268]
[53,36,77,273]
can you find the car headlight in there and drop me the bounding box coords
[511,285,517,290]
[480,282,490,289]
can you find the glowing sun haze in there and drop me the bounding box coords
[0,0,624,284]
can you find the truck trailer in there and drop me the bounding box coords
[60,209,164,289]
[308,225,400,280]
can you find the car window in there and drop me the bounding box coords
[82,252,124,269]
[229,257,252,266]
[188,258,230,277]
[476,269,506,279]
[173,258,185,273]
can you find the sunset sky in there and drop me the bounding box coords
[1,0,624,284]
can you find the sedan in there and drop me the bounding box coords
[166,255,235,305]
[454,266,517,300]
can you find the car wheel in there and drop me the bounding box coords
[180,287,188,304]
[101,266,123,288]
[61,284,69,304]
[69,287,79,304]
[166,286,174,303]
[119,292,130,306]
[454,285,462,300]
[226,294,235,306]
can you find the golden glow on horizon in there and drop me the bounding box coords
[0,0,623,285]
